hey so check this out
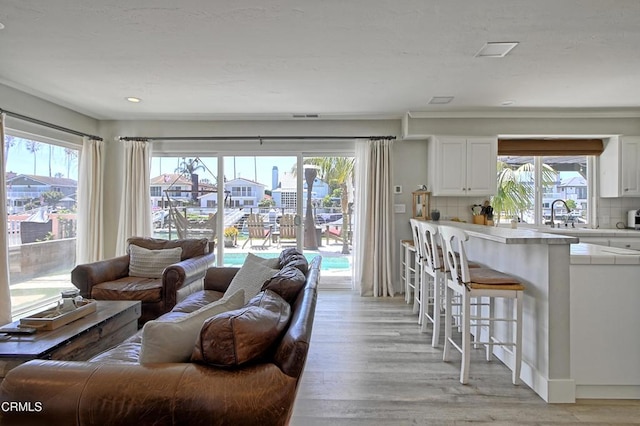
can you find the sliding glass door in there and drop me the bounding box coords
[301,155,354,287]
[219,155,299,266]
[149,151,354,288]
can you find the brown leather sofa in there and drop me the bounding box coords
[71,237,216,325]
[0,251,321,426]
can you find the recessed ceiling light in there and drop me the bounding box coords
[0,22,5,30]
[428,96,454,105]
[126,97,141,103]
[500,100,515,106]
[475,42,519,58]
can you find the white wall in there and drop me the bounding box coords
[0,83,98,145]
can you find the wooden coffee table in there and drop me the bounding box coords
[0,300,141,378]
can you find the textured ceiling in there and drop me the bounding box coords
[1,0,640,120]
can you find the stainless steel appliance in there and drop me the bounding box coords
[628,209,640,230]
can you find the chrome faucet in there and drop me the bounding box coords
[549,199,572,228]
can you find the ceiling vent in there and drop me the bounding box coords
[428,96,454,105]
[475,42,519,58]
[292,114,319,118]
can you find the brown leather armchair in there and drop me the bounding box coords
[71,237,215,325]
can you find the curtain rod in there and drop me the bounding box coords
[119,135,396,143]
[0,108,103,141]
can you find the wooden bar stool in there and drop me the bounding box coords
[439,225,525,385]
[409,219,426,326]
[408,223,423,316]
[400,238,418,306]
[414,220,445,346]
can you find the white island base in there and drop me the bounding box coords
[570,243,640,399]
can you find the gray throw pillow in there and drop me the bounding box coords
[223,254,279,303]
[139,289,245,364]
[129,245,182,278]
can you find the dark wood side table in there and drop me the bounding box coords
[0,300,141,379]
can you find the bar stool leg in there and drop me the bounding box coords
[419,272,428,332]
[443,285,453,362]
[417,268,425,326]
[461,291,471,385]
[486,297,494,361]
[474,296,482,349]
[513,292,523,385]
[412,255,420,314]
[431,271,442,347]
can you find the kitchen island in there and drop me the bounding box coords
[433,221,578,402]
[434,221,640,402]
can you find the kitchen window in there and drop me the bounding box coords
[495,155,591,226]
[494,138,603,226]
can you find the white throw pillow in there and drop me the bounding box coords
[129,245,182,278]
[246,252,281,269]
[224,255,279,303]
[139,289,245,364]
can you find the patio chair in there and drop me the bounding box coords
[277,214,298,247]
[242,213,272,249]
[169,206,217,242]
[323,223,344,245]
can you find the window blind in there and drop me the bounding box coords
[498,139,603,156]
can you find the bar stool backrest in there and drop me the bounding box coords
[418,221,440,272]
[409,219,423,262]
[438,225,471,286]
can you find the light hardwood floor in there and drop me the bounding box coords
[290,288,640,425]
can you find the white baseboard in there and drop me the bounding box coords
[492,344,576,403]
[576,385,640,399]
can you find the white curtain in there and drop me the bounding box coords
[116,140,152,255]
[0,114,12,325]
[76,137,104,264]
[353,139,396,297]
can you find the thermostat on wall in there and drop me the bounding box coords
[394,185,402,194]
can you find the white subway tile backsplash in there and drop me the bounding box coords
[598,197,640,228]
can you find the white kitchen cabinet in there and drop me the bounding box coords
[577,237,609,246]
[600,136,640,197]
[608,238,640,251]
[428,136,497,196]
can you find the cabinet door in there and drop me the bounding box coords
[436,137,467,195]
[466,138,497,196]
[621,139,640,196]
[608,239,640,251]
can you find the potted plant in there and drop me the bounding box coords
[223,226,238,247]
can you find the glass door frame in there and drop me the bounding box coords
[214,149,354,266]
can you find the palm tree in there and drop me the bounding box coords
[303,157,355,254]
[64,148,78,178]
[4,135,19,168]
[175,157,206,201]
[25,140,41,174]
[491,160,556,224]
[175,157,205,176]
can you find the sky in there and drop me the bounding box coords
[5,136,78,178]
[152,155,299,189]
[5,135,296,188]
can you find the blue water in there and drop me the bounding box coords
[222,252,350,271]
